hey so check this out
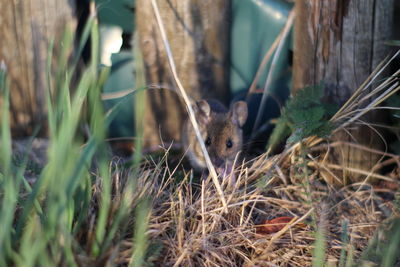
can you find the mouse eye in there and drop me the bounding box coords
[205,137,211,146]
[226,139,233,149]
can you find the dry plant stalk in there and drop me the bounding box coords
[247,9,295,97]
[252,9,295,135]
[122,50,400,265]
[150,0,227,212]
[104,5,399,265]
[279,50,400,175]
[100,151,396,266]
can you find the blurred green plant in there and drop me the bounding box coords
[312,227,326,267]
[0,10,151,265]
[384,40,400,47]
[267,84,337,152]
[360,218,400,266]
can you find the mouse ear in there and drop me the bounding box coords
[194,100,211,124]
[230,101,248,127]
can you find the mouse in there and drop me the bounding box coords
[181,99,248,177]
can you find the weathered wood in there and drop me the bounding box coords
[0,0,76,136]
[293,0,394,183]
[136,0,231,148]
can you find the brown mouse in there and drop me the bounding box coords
[182,99,248,176]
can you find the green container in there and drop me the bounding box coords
[231,0,292,94]
[231,0,293,139]
[96,0,135,33]
[103,51,136,138]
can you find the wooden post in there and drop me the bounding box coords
[0,0,76,137]
[136,0,231,149]
[293,0,394,183]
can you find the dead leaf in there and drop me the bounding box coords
[256,216,294,235]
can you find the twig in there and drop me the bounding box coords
[252,9,295,136]
[247,28,283,96]
[309,162,396,183]
[150,0,227,212]
[331,49,400,121]
[335,83,400,131]
[309,140,400,159]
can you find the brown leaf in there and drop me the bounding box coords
[255,216,295,235]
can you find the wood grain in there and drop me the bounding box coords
[293,0,394,183]
[0,0,76,136]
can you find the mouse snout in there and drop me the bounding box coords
[211,156,225,168]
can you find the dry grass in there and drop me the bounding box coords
[150,0,227,212]
[12,123,399,266]
[99,50,400,264]
[87,136,398,266]
[111,4,400,263]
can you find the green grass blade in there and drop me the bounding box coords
[133,33,145,166]
[69,15,96,73]
[312,228,326,267]
[381,219,400,267]
[0,65,11,177]
[66,138,98,197]
[0,67,15,266]
[72,174,92,234]
[101,186,135,252]
[46,39,56,138]
[92,161,111,256]
[339,219,349,267]
[130,199,150,267]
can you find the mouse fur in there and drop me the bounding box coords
[182,99,248,175]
